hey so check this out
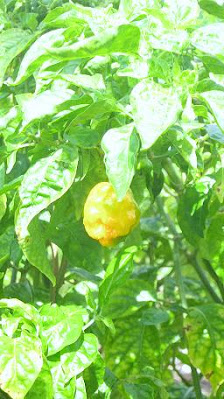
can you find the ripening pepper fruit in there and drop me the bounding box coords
[83,182,140,247]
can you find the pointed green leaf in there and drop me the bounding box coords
[198,0,224,19]
[131,81,182,149]
[99,247,137,309]
[102,124,139,200]
[61,334,98,381]
[13,29,66,85]
[47,25,140,60]
[20,217,56,285]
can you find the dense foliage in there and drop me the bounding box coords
[0,0,224,397]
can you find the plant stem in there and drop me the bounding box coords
[156,197,187,308]
[203,258,224,302]
[11,268,17,284]
[191,366,203,399]
[57,255,67,291]
[155,196,178,238]
[156,196,203,398]
[50,243,59,303]
[162,158,184,193]
[187,255,222,304]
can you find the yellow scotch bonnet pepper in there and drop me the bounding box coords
[83,182,140,247]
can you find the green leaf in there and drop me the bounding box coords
[16,147,79,240]
[47,25,140,60]
[0,193,6,221]
[105,315,161,378]
[60,334,98,381]
[41,3,87,30]
[206,124,224,144]
[49,359,76,399]
[25,358,54,399]
[200,214,224,278]
[75,376,87,399]
[198,0,224,19]
[163,0,200,28]
[83,353,107,398]
[40,304,83,356]
[141,308,169,326]
[197,91,224,132]
[200,55,224,74]
[0,176,23,196]
[4,280,33,303]
[49,220,103,274]
[61,73,106,91]
[13,29,66,85]
[177,185,210,246]
[65,126,100,148]
[191,23,224,62]
[20,217,56,285]
[148,28,189,53]
[0,334,43,399]
[16,88,75,129]
[102,279,156,319]
[185,305,224,391]
[119,0,158,20]
[0,298,39,322]
[101,124,139,200]
[0,226,14,266]
[99,246,137,309]
[123,382,155,399]
[130,81,182,149]
[0,29,33,87]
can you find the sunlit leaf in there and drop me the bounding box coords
[102,123,139,200]
[131,80,182,149]
[197,90,224,132]
[0,29,33,87]
[47,25,140,60]
[191,23,224,62]
[40,304,83,356]
[0,334,43,399]
[16,147,78,240]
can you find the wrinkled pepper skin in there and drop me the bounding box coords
[83,182,140,246]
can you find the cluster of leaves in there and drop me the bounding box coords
[0,0,224,397]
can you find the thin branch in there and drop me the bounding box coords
[50,243,59,303]
[191,366,203,399]
[156,196,187,308]
[203,258,224,302]
[57,255,68,291]
[187,254,222,304]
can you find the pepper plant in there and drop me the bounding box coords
[0,0,224,398]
